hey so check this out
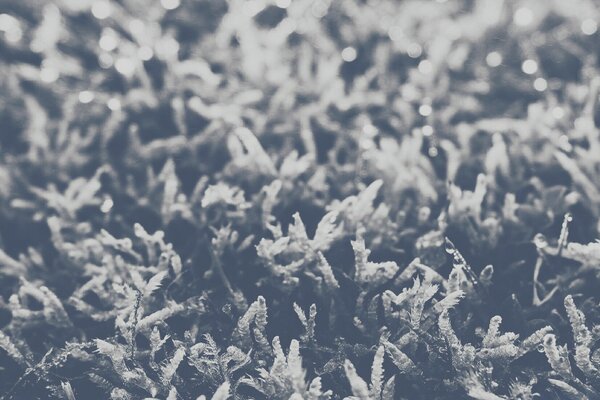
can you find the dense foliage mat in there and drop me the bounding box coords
[2,0,600,398]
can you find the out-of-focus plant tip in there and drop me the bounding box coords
[2,0,600,399]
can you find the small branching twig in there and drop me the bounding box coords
[532,213,572,306]
[557,212,572,256]
[130,288,142,361]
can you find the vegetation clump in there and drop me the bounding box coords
[2,0,600,398]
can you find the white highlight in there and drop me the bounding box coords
[78,91,95,104]
[581,19,598,35]
[513,7,533,27]
[419,104,432,117]
[486,52,502,67]
[91,1,112,20]
[533,77,547,92]
[522,59,538,75]
[341,47,357,62]
[160,0,181,10]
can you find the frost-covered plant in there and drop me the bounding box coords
[256,210,343,291]
[343,345,395,400]
[542,295,600,398]
[3,0,600,399]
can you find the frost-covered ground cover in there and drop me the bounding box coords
[2,0,600,398]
